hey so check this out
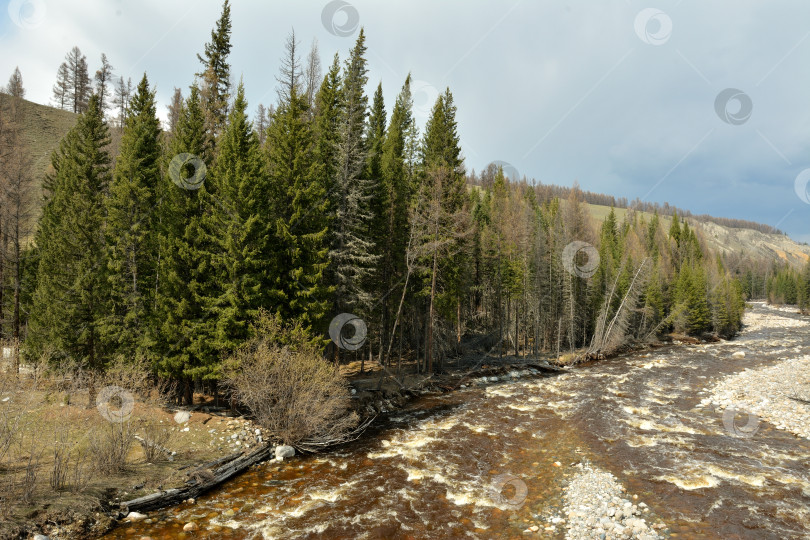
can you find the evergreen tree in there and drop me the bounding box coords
[669,210,681,244]
[418,89,470,371]
[266,36,332,330]
[330,28,377,314]
[29,95,111,400]
[152,85,216,403]
[374,76,414,358]
[204,81,268,357]
[312,53,342,215]
[197,0,232,142]
[365,82,386,188]
[102,74,162,358]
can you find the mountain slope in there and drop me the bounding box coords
[0,93,78,192]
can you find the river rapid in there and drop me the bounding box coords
[110,302,810,539]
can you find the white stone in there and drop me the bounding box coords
[275,445,295,460]
[125,511,147,521]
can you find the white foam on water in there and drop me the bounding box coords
[705,465,765,487]
[486,386,518,398]
[656,473,720,490]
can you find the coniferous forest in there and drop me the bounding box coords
[3,1,751,405]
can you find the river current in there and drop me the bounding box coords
[110,302,810,539]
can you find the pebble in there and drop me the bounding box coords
[183,522,198,531]
[709,354,810,440]
[561,463,661,539]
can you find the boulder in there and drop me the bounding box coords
[275,445,295,460]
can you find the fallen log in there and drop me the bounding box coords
[177,449,243,472]
[118,443,274,515]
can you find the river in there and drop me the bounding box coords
[109,302,810,539]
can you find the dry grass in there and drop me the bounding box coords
[0,358,225,537]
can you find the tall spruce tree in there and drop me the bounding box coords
[330,28,378,315]
[152,85,216,404]
[197,0,232,142]
[313,53,343,221]
[102,74,162,359]
[204,81,268,357]
[266,34,332,330]
[29,95,111,404]
[374,75,414,360]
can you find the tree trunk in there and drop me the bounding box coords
[427,246,438,374]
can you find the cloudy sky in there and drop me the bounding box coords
[2,0,810,241]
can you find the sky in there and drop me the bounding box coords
[2,0,810,241]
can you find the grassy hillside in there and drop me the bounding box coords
[1,93,78,194]
[1,94,126,238]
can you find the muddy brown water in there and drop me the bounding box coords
[108,302,810,539]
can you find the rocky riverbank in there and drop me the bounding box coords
[706,355,810,440]
[562,463,665,540]
[703,302,810,441]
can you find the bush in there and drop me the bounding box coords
[224,311,358,450]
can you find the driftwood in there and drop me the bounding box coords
[118,443,273,515]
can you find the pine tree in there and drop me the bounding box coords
[669,210,681,244]
[418,88,470,371]
[29,95,111,403]
[197,0,232,141]
[152,85,216,403]
[102,74,162,359]
[313,53,342,214]
[374,76,414,360]
[266,36,332,330]
[330,28,377,314]
[6,67,24,98]
[204,81,268,357]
